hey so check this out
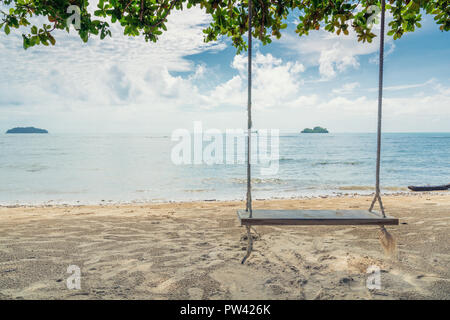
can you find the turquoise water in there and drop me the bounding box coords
[0,133,449,205]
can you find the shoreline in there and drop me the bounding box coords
[1,190,448,208]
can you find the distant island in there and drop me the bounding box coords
[6,127,48,134]
[301,126,329,133]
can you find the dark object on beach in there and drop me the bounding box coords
[408,184,450,191]
[6,127,48,134]
[301,126,329,133]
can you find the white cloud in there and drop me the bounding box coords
[368,79,436,92]
[227,53,306,110]
[0,7,227,131]
[0,7,223,95]
[0,6,447,134]
[280,21,393,79]
[332,82,360,95]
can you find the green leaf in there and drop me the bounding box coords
[3,0,449,51]
[48,34,56,45]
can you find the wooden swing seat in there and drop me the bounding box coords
[237,209,398,226]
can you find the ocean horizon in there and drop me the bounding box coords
[1,132,449,205]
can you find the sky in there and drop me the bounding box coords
[0,4,449,134]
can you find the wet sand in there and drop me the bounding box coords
[0,194,449,299]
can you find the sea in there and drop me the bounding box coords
[0,132,448,205]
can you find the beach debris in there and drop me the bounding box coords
[339,276,354,284]
[318,254,336,262]
[3,269,16,273]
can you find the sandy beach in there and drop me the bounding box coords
[0,194,449,300]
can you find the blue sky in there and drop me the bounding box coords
[0,5,449,133]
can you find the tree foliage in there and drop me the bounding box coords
[0,0,448,51]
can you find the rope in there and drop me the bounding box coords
[250,226,260,238]
[242,0,254,264]
[246,0,253,217]
[369,0,386,218]
[241,225,253,264]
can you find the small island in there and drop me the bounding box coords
[6,127,48,134]
[301,126,329,134]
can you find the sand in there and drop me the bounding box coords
[0,194,449,300]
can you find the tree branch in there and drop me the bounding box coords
[148,0,179,29]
